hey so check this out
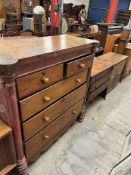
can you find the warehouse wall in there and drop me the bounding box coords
[63,0,90,12]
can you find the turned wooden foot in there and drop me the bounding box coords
[77,105,86,122]
[17,156,29,175]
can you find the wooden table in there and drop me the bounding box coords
[0,35,98,175]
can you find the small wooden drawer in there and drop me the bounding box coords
[22,84,87,141]
[16,64,64,99]
[66,54,94,77]
[89,83,108,101]
[90,75,109,92]
[91,69,110,84]
[20,70,88,121]
[25,99,84,161]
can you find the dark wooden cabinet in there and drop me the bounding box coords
[0,35,97,175]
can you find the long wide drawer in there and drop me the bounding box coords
[20,70,88,120]
[23,84,86,141]
[66,54,94,77]
[25,99,84,161]
[91,68,110,84]
[16,64,64,99]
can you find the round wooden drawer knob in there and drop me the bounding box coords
[43,96,51,102]
[76,78,81,83]
[79,63,86,69]
[43,116,50,122]
[72,111,78,115]
[43,134,50,140]
[41,77,50,83]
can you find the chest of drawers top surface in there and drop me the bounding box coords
[0,35,98,77]
[91,59,111,77]
[93,52,127,75]
[0,35,97,65]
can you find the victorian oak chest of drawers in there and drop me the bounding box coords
[0,35,97,175]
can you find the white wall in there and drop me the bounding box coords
[63,0,90,12]
[129,2,131,10]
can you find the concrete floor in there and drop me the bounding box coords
[10,75,131,175]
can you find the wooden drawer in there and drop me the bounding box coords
[89,83,108,101]
[16,64,64,99]
[23,84,86,141]
[66,54,94,77]
[90,75,109,92]
[20,70,88,121]
[91,69,110,84]
[25,99,84,161]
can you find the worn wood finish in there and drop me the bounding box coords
[17,64,64,99]
[0,120,16,174]
[66,54,94,77]
[0,164,16,175]
[108,60,126,92]
[88,52,128,102]
[90,75,110,93]
[96,52,127,67]
[97,23,123,48]
[89,83,108,101]
[20,70,88,120]
[0,35,97,171]
[23,84,86,141]
[0,35,97,75]
[114,38,131,78]
[25,99,84,161]
[104,34,121,53]
[88,58,112,102]
[0,120,11,139]
[96,52,127,92]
